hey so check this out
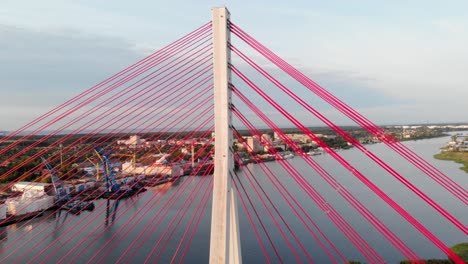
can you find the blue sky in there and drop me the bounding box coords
[1,0,468,130]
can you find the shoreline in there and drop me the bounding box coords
[434,151,468,174]
[433,131,468,174]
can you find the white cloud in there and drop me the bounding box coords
[0,0,166,46]
[433,19,466,34]
[285,20,468,104]
[0,25,145,129]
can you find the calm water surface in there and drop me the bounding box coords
[0,134,467,263]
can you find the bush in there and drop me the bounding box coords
[451,242,468,263]
[401,259,453,264]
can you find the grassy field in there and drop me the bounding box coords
[434,151,468,173]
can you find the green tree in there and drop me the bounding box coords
[451,242,468,262]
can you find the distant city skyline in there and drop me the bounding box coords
[1,0,468,130]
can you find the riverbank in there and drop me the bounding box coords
[434,151,468,173]
[400,133,449,142]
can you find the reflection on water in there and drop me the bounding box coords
[0,226,6,241]
[52,211,69,240]
[149,179,180,194]
[105,199,120,227]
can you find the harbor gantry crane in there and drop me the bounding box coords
[94,148,145,199]
[41,157,94,213]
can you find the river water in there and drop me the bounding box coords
[0,133,467,263]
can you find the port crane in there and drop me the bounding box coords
[86,157,101,181]
[94,148,145,198]
[94,148,120,193]
[41,157,94,213]
[41,157,69,205]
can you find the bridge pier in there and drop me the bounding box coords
[209,6,242,264]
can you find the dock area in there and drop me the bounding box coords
[0,173,181,228]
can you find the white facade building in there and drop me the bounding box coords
[121,161,182,176]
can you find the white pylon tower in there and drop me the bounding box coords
[209,7,242,264]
